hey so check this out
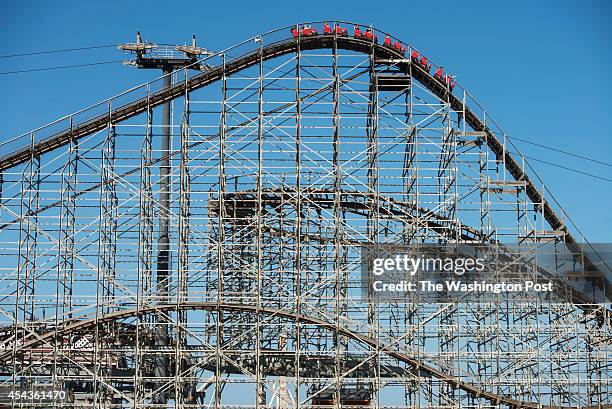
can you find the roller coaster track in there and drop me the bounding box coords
[214,188,486,241]
[216,188,608,306]
[1,302,609,409]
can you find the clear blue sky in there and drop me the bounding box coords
[1,0,611,241]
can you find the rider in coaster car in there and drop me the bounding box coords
[445,75,457,90]
[364,27,377,42]
[300,25,317,36]
[434,66,444,80]
[393,41,406,55]
[384,34,392,47]
[354,25,362,38]
[419,55,432,71]
[335,23,348,35]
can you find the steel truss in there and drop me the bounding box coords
[0,21,609,408]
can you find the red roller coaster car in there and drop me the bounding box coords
[291,23,454,91]
[291,25,318,38]
[433,66,456,90]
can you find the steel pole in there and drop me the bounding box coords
[157,67,171,302]
[153,67,172,405]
